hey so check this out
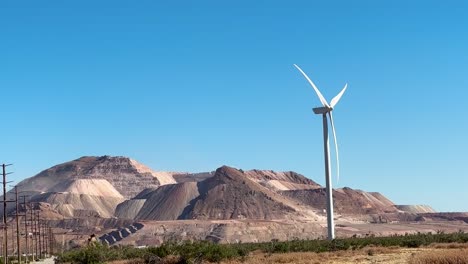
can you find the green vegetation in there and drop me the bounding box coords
[56,231,468,263]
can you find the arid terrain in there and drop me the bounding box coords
[3,155,468,249]
[100,243,468,264]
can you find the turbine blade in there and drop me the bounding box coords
[330,83,348,108]
[293,64,330,107]
[328,112,340,182]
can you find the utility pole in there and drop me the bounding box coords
[2,163,13,264]
[2,164,5,264]
[41,222,45,258]
[48,227,53,256]
[43,223,48,257]
[0,229,2,260]
[36,211,41,260]
[11,220,14,260]
[20,195,29,263]
[11,186,21,264]
[29,202,36,261]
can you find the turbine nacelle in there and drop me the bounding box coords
[313,106,332,115]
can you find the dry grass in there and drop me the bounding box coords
[107,244,468,264]
[429,242,468,249]
[409,248,468,264]
[220,246,405,264]
[223,247,468,264]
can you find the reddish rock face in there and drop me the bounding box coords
[281,188,400,215]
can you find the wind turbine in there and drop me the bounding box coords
[293,64,347,240]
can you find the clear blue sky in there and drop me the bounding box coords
[1,1,467,211]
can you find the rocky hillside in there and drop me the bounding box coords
[282,187,399,215]
[116,166,308,221]
[188,166,300,220]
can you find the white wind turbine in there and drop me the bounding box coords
[293,64,347,240]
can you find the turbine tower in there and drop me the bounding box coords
[293,64,347,240]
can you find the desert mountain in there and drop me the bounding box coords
[5,156,178,218]
[7,155,435,223]
[15,156,177,198]
[117,166,412,221]
[2,155,452,247]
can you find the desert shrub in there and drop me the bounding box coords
[120,246,146,260]
[146,244,172,258]
[57,232,468,263]
[201,244,239,262]
[175,241,239,262]
[74,242,108,264]
[330,239,350,251]
[56,243,143,264]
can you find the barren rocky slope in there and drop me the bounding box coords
[395,205,435,213]
[244,169,321,191]
[135,182,200,220]
[31,192,124,218]
[50,179,124,198]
